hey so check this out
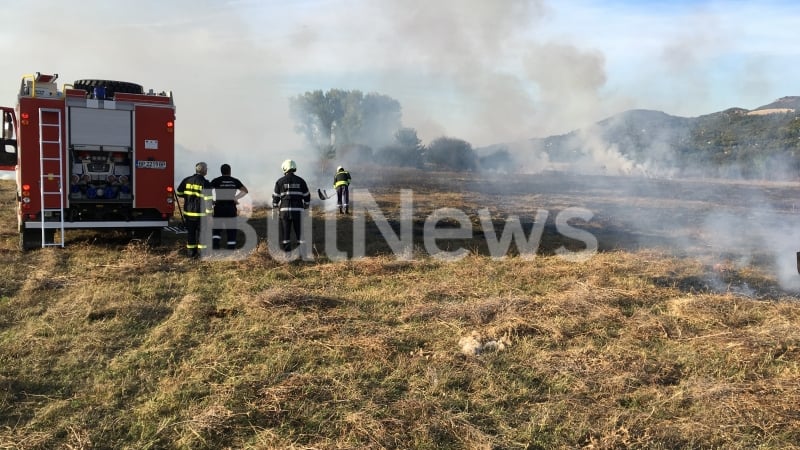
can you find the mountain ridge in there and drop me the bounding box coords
[523,96,800,178]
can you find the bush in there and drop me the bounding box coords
[425,137,476,171]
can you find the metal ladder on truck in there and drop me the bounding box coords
[38,107,65,248]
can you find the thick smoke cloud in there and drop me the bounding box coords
[369,0,632,145]
[2,0,628,192]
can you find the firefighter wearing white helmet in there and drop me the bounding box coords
[272,159,311,252]
[281,159,297,173]
[333,165,351,214]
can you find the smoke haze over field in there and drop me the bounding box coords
[3,0,800,192]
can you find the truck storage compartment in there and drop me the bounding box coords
[69,148,132,202]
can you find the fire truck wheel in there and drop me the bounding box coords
[20,229,55,251]
[72,79,144,98]
[20,229,39,250]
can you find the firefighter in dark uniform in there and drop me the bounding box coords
[211,163,249,249]
[333,165,351,214]
[272,159,311,252]
[176,162,213,258]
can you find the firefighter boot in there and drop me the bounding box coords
[345,206,350,214]
[339,206,344,214]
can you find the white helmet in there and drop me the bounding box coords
[281,159,297,173]
[337,166,344,172]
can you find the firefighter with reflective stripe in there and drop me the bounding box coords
[211,163,249,249]
[272,159,311,251]
[333,165,351,214]
[176,162,213,258]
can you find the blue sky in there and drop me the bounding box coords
[1,0,798,184]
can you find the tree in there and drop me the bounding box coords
[395,127,423,150]
[425,137,477,171]
[357,94,402,150]
[479,147,515,172]
[289,89,403,173]
[289,90,346,173]
[289,90,344,149]
[374,128,424,168]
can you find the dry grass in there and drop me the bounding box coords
[1,173,800,449]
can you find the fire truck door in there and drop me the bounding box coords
[0,109,17,170]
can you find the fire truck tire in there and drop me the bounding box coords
[20,229,38,250]
[20,229,55,251]
[72,79,144,98]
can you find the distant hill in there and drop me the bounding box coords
[517,96,800,179]
[754,96,800,111]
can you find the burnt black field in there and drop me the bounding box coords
[5,169,800,295]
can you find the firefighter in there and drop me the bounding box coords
[272,159,311,252]
[211,163,249,249]
[333,165,351,214]
[176,162,213,258]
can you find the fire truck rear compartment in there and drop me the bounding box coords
[10,72,175,250]
[68,147,135,220]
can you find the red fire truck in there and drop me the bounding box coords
[0,72,176,250]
